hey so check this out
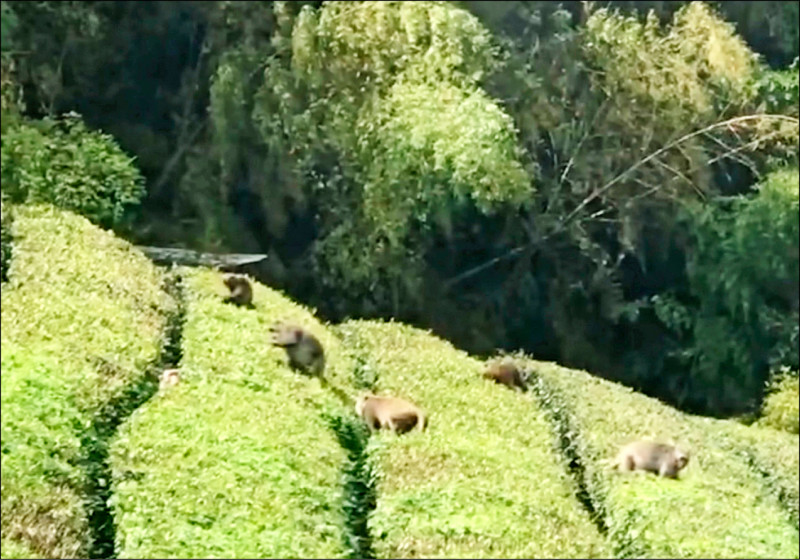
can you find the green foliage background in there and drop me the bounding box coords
[1,0,797,418]
[759,368,800,434]
[1,115,145,229]
[651,167,799,413]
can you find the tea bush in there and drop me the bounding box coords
[335,320,611,558]
[110,268,357,558]
[0,205,170,558]
[528,358,799,558]
[759,369,800,435]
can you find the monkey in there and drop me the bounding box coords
[223,274,253,307]
[483,358,529,392]
[613,440,690,479]
[355,394,427,434]
[269,322,325,376]
[159,368,180,390]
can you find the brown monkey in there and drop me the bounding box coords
[483,359,528,392]
[223,274,253,307]
[269,323,325,376]
[355,394,427,434]
[159,368,180,390]
[613,440,690,479]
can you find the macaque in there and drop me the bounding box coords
[355,394,427,434]
[223,274,253,307]
[269,323,325,376]
[614,440,690,479]
[159,368,180,390]
[483,359,528,392]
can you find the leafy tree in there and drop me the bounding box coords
[750,59,800,168]
[652,167,799,414]
[1,55,23,131]
[3,1,106,117]
[513,1,800,68]
[210,1,532,315]
[759,367,799,434]
[6,0,797,417]
[0,1,18,52]
[3,1,218,245]
[1,114,145,229]
[711,1,799,69]
[452,2,796,415]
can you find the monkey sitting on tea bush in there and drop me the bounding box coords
[222,274,253,307]
[269,322,325,377]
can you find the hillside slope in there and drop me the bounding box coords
[1,204,172,558]
[336,320,613,558]
[529,359,799,558]
[110,268,357,558]
[1,205,797,559]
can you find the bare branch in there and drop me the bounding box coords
[652,156,706,201]
[557,114,797,229]
[707,129,789,165]
[443,114,798,290]
[559,98,608,185]
[150,120,207,196]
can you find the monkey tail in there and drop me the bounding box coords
[419,413,428,432]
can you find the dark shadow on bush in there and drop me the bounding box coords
[82,269,186,558]
[1,201,13,283]
[325,412,377,560]
[526,371,629,554]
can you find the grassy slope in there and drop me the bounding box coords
[2,207,796,559]
[336,320,612,559]
[0,204,170,558]
[694,417,799,527]
[528,359,799,558]
[110,268,356,558]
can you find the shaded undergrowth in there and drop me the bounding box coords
[1,201,13,283]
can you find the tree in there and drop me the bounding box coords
[209,1,531,315]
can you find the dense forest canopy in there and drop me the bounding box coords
[1,0,798,418]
